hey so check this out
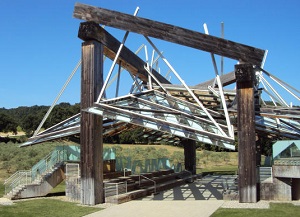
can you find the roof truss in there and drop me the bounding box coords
[85,90,236,150]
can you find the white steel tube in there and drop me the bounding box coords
[144,45,152,89]
[260,80,277,106]
[260,67,300,94]
[34,60,81,136]
[144,36,227,136]
[216,75,234,137]
[259,74,289,107]
[203,23,233,137]
[115,62,121,97]
[97,7,140,102]
[203,23,219,76]
[144,66,170,95]
[260,68,300,101]
[268,75,300,102]
[107,44,145,89]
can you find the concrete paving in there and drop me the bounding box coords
[84,175,236,217]
[85,200,224,217]
[0,197,14,206]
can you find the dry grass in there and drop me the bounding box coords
[104,143,184,155]
[0,169,6,183]
[104,143,238,172]
[0,132,25,137]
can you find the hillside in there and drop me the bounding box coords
[0,103,80,137]
[0,141,238,183]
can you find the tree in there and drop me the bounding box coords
[119,127,148,144]
[21,114,42,137]
[44,103,79,128]
[0,113,18,134]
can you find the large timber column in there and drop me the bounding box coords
[235,63,257,203]
[183,139,196,175]
[80,40,104,205]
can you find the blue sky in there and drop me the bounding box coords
[1,0,300,108]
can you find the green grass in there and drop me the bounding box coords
[0,184,4,197]
[0,198,100,217]
[197,165,238,174]
[48,181,66,194]
[211,203,300,217]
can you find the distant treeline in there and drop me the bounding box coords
[0,103,159,145]
[0,102,276,155]
[0,102,80,137]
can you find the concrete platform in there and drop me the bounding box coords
[84,200,224,217]
[83,175,236,217]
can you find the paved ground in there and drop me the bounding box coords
[85,200,224,217]
[84,175,237,217]
[4,174,297,217]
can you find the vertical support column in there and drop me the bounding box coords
[183,139,196,175]
[235,63,257,203]
[80,40,104,205]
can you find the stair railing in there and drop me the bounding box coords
[139,174,156,194]
[31,149,67,181]
[4,148,68,197]
[4,170,31,195]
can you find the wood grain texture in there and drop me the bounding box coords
[74,3,265,65]
[78,21,170,85]
[80,40,104,205]
[235,63,257,203]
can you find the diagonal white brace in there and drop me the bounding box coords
[97,7,140,102]
[144,35,228,137]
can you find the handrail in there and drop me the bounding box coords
[5,170,31,195]
[4,148,70,197]
[123,168,131,177]
[31,149,67,181]
[4,170,30,185]
[139,174,156,194]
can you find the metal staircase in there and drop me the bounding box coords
[4,146,80,199]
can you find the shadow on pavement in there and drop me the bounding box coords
[138,174,237,201]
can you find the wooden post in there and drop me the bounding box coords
[183,139,196,175]
[235,63,258,203]
[80,40,104,205]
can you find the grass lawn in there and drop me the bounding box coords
[0,184,4,197]
[0,198,100,217]
[211,203,300,217]
[48,181,66,194]
[197,165,238,175]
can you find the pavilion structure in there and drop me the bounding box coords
[23,3,300,205]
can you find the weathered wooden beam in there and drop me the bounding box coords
[80,40,104,205]
[195,71,236,88]
[235,63,258,203]
[74,3,265,66]
[78,21,170,85]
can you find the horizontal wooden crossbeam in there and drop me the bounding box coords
[78,21,170,84]
[74,3,266,65]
